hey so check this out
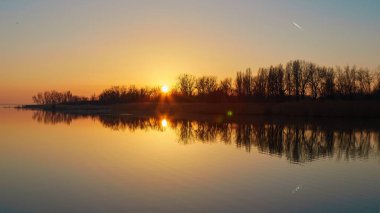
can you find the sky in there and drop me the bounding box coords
[1,0,379,104]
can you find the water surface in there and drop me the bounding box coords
[0,108,379,212]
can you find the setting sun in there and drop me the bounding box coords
[161,85,169,94]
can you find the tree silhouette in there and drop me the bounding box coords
[177,74,196,97]
[32,60,380,105]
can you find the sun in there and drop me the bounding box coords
[161,85,169,94]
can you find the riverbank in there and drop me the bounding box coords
[19,100,380,118]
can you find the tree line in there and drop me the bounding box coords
[32,60,380,104]
[173,60,380,101]
[32,90,92,105]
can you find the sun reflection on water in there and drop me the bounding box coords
[161,119,168,127]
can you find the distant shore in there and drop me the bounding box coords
[19,100,380,118]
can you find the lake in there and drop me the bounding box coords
[0,108,379,212]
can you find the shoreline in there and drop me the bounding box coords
[18,100,380,118]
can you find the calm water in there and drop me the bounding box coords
[0,108,379,213]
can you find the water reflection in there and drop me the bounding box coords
[161,118,168,127]
[31,110,380,163]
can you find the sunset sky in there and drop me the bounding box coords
[1,0,379,104]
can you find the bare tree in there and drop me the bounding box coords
[310,66,336,99]
[196,76,217,96]
[285,63,293,96]
[373,66,380,94]
[243,68,254,96]
[356,68,372,95]
[177,74,196,96]
[32,92,44,104]
[235,68,255,97]
[235,71,244,96]
[309,65,321,99]
[336,66,357,97]
[33,90,87,105]
[219,78,233,96]
[253,68,267,98]
[266,65,285,98]
[292,60,301,99]
[204,76,218,95]
[300,62,314,98]
[285,60,302,98]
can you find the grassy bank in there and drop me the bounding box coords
[20,100,380,118]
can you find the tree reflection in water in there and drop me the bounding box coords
[32,110,380,163]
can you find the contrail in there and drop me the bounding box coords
[292,22,304,31]
[291,184,303,194]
